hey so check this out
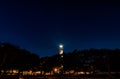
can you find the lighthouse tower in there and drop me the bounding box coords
[59,44,63,74]
[59,44,63,58]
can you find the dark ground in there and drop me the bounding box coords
[0,74,120,79]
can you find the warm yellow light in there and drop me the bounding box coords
[86,72,90,74]
[13,70,18,73]
[69,70,74,74]
[59,50,63,54]
[78,71,84,74]
[54,68,58,72]
[53,68,60,73]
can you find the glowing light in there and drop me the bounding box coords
[53,68,60,73]
[69,70,74,74]
[77,71,84,74]
[60,50,63,54]
[59,44,63,48]
[13,70,18,73]
[61,65,63,68]
[61,55,63,58]
[19,77,24,79]
[54,68,58,72]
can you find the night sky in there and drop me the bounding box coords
[0,1,120,57]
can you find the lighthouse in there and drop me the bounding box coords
[59,44,63,57]
[59,44,63,74]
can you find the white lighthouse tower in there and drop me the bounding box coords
[59,44,63,58]
[59,44,63,74]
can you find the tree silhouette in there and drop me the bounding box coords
[0,42,40,75]
[0,42,120,77]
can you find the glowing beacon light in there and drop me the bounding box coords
[59,44,63,48]
[59,44,63,55]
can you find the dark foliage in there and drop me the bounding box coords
[0,42,120,73]
[0,42,40,71]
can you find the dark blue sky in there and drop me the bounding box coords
[0,1,120,57]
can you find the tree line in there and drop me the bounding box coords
[0,42,120,74]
